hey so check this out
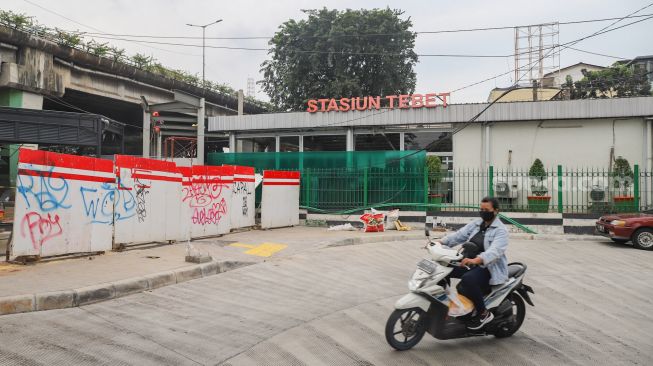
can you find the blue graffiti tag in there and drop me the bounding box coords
[80,183,136,224]
[17,168,71,212]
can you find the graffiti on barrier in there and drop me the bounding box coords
[191,198,228,225]
[17,171,71,212]
[182,180,226,208]
[80,183,136,224]
[135,186,149,222]
[233,181,251,195]
[21,211,63,249]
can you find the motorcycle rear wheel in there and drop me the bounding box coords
[385,308,427,351]
[494,293,526,338]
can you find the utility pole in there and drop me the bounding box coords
[186,19,222,86]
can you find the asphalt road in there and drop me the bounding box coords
[0,237,651,366]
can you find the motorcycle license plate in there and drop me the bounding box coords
[417,259,437,274]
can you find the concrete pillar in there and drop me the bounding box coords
[197,98,206,165]
[275,136,281,152]
[238,90,244,116]
[346,128,354,151]
[0,89,43,109]
[156,133,162,159]
[484,124,491,170]
[142,109,151,158]
[229,133,236,153]
[399,132,405,151]
[299,135,304,152]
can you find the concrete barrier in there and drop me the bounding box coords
[186,165,234,238]
[12,149,115,259]
[261,170,300,229]
[113,156,184,246]
[229,165,256,229]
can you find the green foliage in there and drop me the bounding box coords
[108,46,126,62]
[425,155,441,174]
[0,9,33,29]
[528,158,547,196]
[0,9,273,110]
[612,156,633,192]
[53,28,82,48]
[569,65,651,99]
[426,155,442,192]
[261,8,418,111]
[528,158,547,178]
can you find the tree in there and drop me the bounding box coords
[568,65,651,99]
[528,158,548,196]
[612,156,633,195]
[261,8,418,111]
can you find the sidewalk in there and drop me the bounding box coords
[0,226,424,315]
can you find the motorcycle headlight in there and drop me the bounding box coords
[610,220,627,227]
[408,278,425,291]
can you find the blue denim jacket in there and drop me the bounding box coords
[441,217,509,285]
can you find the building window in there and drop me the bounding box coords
[303,135,346,151]
[238,137,275,152]
[405,131,452,152]
[280,136,300,152]
[355,133,400,151]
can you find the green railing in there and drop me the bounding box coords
[298,165,651,214]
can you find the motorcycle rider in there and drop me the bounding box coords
[436,196,509,330]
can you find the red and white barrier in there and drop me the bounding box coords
[229,165,256,229]
[113,156,183,246]
[184,165,233,238]
[10,149,263,259]
[260,170,301,229]
[12,149,115,259]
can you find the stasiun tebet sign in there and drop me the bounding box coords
[306,93,450,113]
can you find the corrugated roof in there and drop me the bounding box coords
[209,96,653,132]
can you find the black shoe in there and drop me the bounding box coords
[467,311,494,330]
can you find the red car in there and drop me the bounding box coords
[595,213,653,250]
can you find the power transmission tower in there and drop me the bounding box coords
[246,77,255,97]
[514,23,560,85]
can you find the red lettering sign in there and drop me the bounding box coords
[306,93,449,113]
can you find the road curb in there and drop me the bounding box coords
[0,260,254,317]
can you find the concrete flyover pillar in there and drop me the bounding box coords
[197,98,206,165]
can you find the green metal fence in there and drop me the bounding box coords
[298,165,653,214]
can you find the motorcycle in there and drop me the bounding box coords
[385,228,534,350]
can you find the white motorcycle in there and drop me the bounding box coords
[385,229,534,350]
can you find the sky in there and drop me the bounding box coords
[3,0,652,104]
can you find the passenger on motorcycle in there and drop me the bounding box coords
[437,196,509,330]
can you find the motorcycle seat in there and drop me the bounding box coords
[507,262,527,278]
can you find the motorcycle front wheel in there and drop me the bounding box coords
[385,308,427,351]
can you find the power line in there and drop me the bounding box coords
[80,34,637,60]
[76,13,653,40]
[20,0,201,57]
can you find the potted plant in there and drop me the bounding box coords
[426,155,443,211]
[612,156,635,212]
[527,158,550,212]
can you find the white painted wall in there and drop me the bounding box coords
[454,118,647,169]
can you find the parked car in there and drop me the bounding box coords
[595,212,653,250]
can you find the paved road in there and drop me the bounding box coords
[0,237,651,366]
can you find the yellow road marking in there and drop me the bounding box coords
[244,243,287,257]
[230,243,256,249]
[229,242,287,257]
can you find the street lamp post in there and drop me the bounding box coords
[186,19,222,86]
